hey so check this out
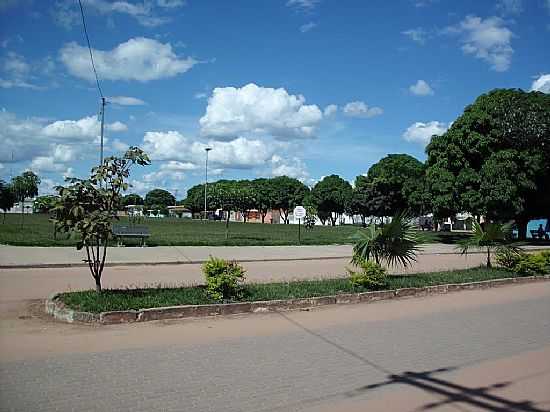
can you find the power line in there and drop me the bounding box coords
[77,0,103,99]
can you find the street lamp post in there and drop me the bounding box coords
[204,147,212,220]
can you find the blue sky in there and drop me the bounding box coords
[1,0,549,198]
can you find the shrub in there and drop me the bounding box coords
[513,252,550,276]
[202,256,246,302]
[495,248,524,269]
[347,260,388,289]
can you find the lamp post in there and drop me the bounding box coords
[204,147,212,220]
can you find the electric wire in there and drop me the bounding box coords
[77,0,104,99]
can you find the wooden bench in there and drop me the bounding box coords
[112,225,150,247]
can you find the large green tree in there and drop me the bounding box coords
[364,154,425,218]
[11,171,40,225]
[251,178,273,223]
[349,175,373,226]
[0,180,16,223]
[311,174,352,226]
[145,189,175,215]
[121,193,144,207]
[270,176,309,224]
[184,184,207,215]
[426,89,550,238]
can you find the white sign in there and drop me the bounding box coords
[293,206,306,219]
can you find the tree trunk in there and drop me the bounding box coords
[361,215,366,228]
[261,212,266,224]
[242,211,247,223]
[94,276,102,292]
[486,247,492,268]
[516,218,528,240]
[330,214,336,226]
[225,212,230,240]
[2,211,5,224]
[20,197,24,227]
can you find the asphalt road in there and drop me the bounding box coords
[1,282,549,412]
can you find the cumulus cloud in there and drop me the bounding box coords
[108,96,147,106]
[42,116,127,139]
[199,83,323,140]
[52,0,185,29]
[323,104,338,116]
[530,74,550,93]
[60,37,197,82]
[445,15,514,72]
[0,51,43,90]
[342,101,383,118]
[270,155,309,182]
[142,130,277,169]
[300,22,317,32]
[403,121,449,145]
[409,79,434,96]
[402,28,428,44]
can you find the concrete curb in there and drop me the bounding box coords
[45,275,550,325]
[1,255,352,270]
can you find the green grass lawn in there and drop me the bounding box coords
[0,213,476,247]
[59,267,521,313]
[0,213,359,246]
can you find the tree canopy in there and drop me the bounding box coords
[145,189,175,214]
[311,174,352,226]
[270,176,309,224]
[0,180,16,223]
[362,154,425,217]
[121,193,144,207]
[426,88,550,238]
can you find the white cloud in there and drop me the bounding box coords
[0,51,42,90]
[286,0,319,11]
[445,15,514,72]
[142,130,277,169]
[530,74,550,93]
[111,138,130,152]
[52,0,185,29]
[194,92,207,99]
[300,22,317,32]
[402,28,428,45]
[199,83,323,140]
[323,104,338,116]
[42,116,127,139]
[342,101,383,118]
[409,79,434,96]
[108,96,147,106]
[496,0,523,15]
[403,121,449,145]
[270,155,309,182]
[157,0,185,8]
[60,37,197,82]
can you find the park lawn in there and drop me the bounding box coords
[0,213,471,247]
[60,267,519,313]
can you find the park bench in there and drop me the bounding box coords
[112,224,150,247]
[530,229,549,240]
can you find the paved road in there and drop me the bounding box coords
[2,243,548,268]
[1,282,549,411]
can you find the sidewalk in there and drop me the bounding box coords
[1,243,548,268]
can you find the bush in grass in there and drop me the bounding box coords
[347,260,388,290]
[202,256,246,302]
[512,252,550,276]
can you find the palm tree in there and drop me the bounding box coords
[351,211,421,268]
[458,221,512,268]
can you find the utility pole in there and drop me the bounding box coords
[99,96,106,167]
[204,147,212,220]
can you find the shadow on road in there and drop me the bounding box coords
[277,311,547,412]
